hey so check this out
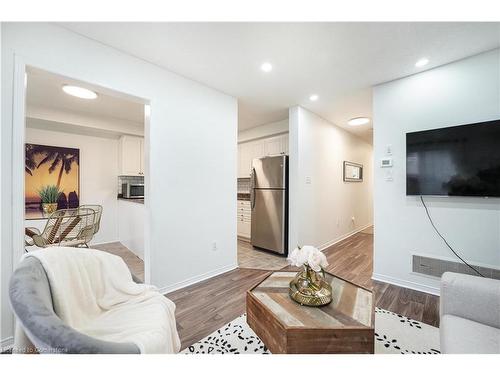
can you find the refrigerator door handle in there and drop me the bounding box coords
[250,167,256,209]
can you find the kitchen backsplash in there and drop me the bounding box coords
[238,178,251,193]
[119,176,246,195]
[118,175,144,195]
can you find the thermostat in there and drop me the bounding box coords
[380,158,393,168]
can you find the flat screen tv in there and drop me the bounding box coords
[406,119,500,197]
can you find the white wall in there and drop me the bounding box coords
[289,106,373,251]
[25,125,119,244]
[118,200,144,259]
[238,119,288,143]
[373,49,500,295]
[1,23,237,343]
[0,22,3,347]
[28,105,144,137]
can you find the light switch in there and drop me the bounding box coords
[386,144,393,155]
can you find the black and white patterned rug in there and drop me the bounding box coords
[181,307,440,354]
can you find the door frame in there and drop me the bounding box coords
[11,56,152,281]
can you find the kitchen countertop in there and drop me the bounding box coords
[118,197,144,204]
[237,193,250,201]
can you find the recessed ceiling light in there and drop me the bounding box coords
[62,85,98,99]
[348,117,370,126]
[415,58,429,68]
[309,94,319,102]
[260,62,273,73]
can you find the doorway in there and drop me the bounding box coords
[15,64,151,282]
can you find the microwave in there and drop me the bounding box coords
[122,183,144,198]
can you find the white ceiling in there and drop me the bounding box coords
[59,22,500,142]
[26,66,145,125]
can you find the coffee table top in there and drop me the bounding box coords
[248,271,373,329]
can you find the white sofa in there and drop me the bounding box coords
[440,272,500,354]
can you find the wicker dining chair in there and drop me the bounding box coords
[25,207,96,248]
[79,204,103,235]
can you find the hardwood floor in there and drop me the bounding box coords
[238,239,289,270]
[373,281,440,327]
[92,241,144,282]
[284,230,440,327]
[165,268,270,349]
[4,228,439,354]
[167,227,441,350]
[314,230,374,289]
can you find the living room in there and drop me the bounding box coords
[1,2,499,374]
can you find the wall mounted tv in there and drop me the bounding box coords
[406,119,500,197]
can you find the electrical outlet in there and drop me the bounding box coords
[305,176,312,184]
[212,242,217,251]
[351,216,355,222]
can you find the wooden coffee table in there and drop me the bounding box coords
[246,271,374,354]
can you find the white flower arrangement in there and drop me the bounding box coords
[287,245,328,272]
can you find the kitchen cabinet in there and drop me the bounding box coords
[238,133,288,178]
[119,135,144,176]
[238,142,253,178]
[237,200,251,239]
[263,134,288,156]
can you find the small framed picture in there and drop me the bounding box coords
[343,161,363,182]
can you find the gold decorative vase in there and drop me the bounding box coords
[42,203,58,215]
[289,265,333,307]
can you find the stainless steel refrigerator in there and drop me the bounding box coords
[250,155,288,255]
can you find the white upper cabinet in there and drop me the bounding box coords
[250,141,266,165]
[263,134,288,156]
[119,135,144,176]
[281,133,289,154]
[238,142,252,178]
[237,133,289,178]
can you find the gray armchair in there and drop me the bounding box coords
[9,256,140,354]
[440,272,500,354]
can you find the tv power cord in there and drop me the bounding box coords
[420,195,484,278]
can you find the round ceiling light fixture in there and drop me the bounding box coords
[309,94,319,102]
[415,57,429,68]
[348,117,370,126]
[62,85,98,99]
[260,62,273,73]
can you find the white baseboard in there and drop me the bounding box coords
[89,239,121,247]
[1,336,13,352]
[372,272,440,296]
[237,235,251,243]
[158,263,238,295]
[318,223,373,251]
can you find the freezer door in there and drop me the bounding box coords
[251,189,286,254]
[252,155,286,189]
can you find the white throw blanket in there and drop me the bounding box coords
[24,247,181,354]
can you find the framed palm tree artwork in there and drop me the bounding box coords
[25,143,80,215]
